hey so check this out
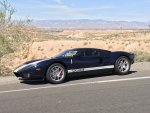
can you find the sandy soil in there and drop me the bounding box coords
[1,29,150,71]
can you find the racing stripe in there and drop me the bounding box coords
[68,65,114,73]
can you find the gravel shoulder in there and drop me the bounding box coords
[0,76,19,85]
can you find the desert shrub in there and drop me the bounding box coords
[108,45,113,49]
[0,64,12,76]
[58,48,62,52]
[83,42,88,46]
[0,35,12,59]
[0,0,32,76]
[134,51,150,62]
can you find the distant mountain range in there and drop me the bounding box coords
[31,19,150,30]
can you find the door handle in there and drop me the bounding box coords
[71,59,73,64]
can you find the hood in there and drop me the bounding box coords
[23,59,48,65]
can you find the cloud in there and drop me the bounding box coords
[76,6,112,12]
[53,0,63,4]
[36,0,112,17]
[14,0,113,20]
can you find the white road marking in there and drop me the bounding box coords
[0,76,150,94]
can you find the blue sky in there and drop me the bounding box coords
[9,0,150,21]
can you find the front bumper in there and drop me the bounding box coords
[14,72,43,80]
[13,65,45,80]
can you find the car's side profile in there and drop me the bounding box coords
[14,48,135,84]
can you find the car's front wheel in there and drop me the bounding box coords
[115,56,131,75]
[46,63,66,84]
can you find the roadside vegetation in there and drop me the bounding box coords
[0,0,32,76]
[134,51,150,62]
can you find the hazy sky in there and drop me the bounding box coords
[10,0,150,21]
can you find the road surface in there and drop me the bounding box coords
[0,62,150,113]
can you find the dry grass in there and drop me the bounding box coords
[134,51,150,62]
[1,28,150,76]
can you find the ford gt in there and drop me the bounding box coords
[14,48,135,84]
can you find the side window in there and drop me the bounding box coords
[80,50,85,57]
[93,50,99,56]
[84,49,99,57]
[84,50,93,57]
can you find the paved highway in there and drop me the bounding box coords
[0,62,150,113]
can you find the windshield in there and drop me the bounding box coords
[54,50,78,58]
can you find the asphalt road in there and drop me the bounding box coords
[0,62,150,113]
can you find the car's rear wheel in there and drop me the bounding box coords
[115,56,130,75]
[46,63,66,84]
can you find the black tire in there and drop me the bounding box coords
[46,63,66,84]
[115,56,131,75]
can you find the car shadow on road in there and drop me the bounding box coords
[66,71,137,82]
[20,80,48,85]
[21,71,137,85]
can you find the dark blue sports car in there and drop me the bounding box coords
[14,48,135,84]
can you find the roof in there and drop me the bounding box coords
[68,48,111,52]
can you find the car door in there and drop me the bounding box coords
[80,49,103,68]
[70,49,104,73]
